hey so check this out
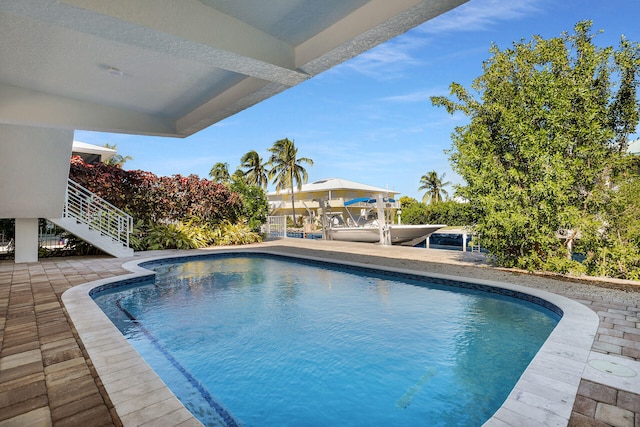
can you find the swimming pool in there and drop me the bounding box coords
[91,253,560,426]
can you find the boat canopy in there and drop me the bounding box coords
[344,197,396,206]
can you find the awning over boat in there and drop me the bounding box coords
[344,197,396,206]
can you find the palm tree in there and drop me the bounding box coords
[209,162,230,184]
[419,171,450,204]
[238,150,269,189]
[268,138,313,225]
[102,143,133,168]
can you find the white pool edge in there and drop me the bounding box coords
[62,248,600,427]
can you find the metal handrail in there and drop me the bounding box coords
[63,178,133,247]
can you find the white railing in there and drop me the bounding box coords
[270,197,401,211]
[64,178,133,247]
[265,216,286,239]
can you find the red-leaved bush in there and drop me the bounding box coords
[69,156,242,225]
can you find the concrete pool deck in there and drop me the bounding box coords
[1,239,639,426]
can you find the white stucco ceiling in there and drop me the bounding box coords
[0,0,468,138]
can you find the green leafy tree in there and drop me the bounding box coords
[209,162,231,184]
[431,21,640,274]
[268,138,313,225]
[400,198,473,226]
[230,176,270,232]
[418,171,451,204]
[580,176,640,279]
[238,150,269,189]
[102,143,133,167]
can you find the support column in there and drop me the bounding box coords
[14,218,39,263]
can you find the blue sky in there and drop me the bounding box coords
[75,0,640,200]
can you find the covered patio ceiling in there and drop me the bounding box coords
[0,0,467,138]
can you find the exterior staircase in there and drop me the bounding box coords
[48,179,134,258]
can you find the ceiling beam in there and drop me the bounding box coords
[1,0,309,86]
[0,84,177,136]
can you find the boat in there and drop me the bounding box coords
[329,223,445,245]
[324,196,445,245]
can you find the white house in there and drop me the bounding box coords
[268,177,400,225]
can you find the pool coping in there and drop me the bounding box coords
[61,248,600,427]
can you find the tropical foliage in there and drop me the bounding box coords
[401,198,474,227]
[68,156,260,249]
[431,21,640,278]
[418,171,450,204]
[268,138,313,224]
[102,143,133,167]
[230,176,270,232]
[238,150,269,189]
[209,162,231,184]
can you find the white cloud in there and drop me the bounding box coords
[339,34,430,80]
[419,0,545,34]
[379,86,450,103]
[336,0,545,80]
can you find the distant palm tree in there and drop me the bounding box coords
[268,138,313,225]
[239,150,269,189]
[419,171,450,204]
[102,143,133,168]
[209,162,230,184]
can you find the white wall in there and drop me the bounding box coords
[0,124,74,218]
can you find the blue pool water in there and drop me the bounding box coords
[93,254,560,427]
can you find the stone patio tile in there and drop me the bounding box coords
[175,418,206,427]
[109,382,176,417]
[138,407,195,427]
[616,390,640,413]
[42,347,84,367]
[50,393,106,423]
[0,349,42,370]
[522,369,580,396]
[0,406,51,427]
[600,334,640,350]
[492,406,550,427]
[615,324,640,336]
[511,387,576,420]
[90,347,145,367]
[3,322,36,336]
[54,403,114,427]
[118,396,186,427]
[573,395,598,417]
[40,337,77,353]
[622,346,640,359]
[568,411,610,427]
[609,309,636,317]
[34,302,61,313]
[37,322,72,337]
[0,361,43,385]
[38,331,75,346]
[0,379,47,407]
[577,380,618,405]
[594,402,634,427]
[44,361,91,388]
[47,375,100,409]
[101,367,160,394]
[108,376,171,406]
[0,394,48,422]
[1,330,39,349]
[0,340,40,357]
[592,341,623,354]
[0,371,44,392]
[600,327,626,338]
